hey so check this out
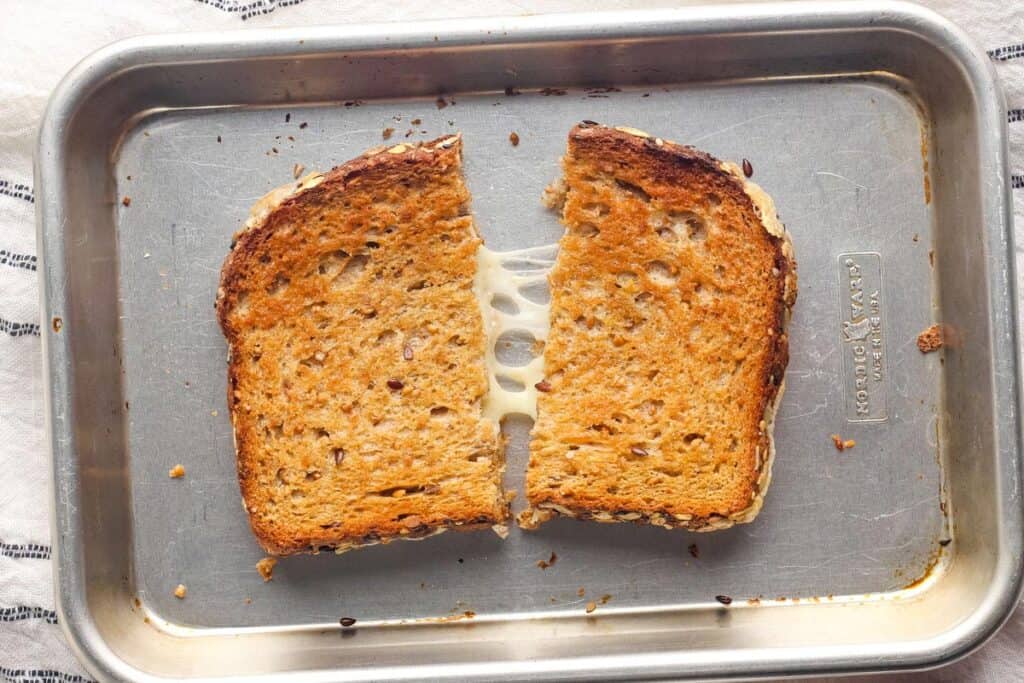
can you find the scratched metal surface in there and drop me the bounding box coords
[115,78,943,628]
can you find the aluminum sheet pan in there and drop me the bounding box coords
[37,2,1022,680]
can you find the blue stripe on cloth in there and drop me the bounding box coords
[0,668,93,683]
[0,319,40,337]
[0,607,58,625]
[0,180,33,204]
[0,250,37,272]
[193,0,307,20]
[0,542,51,560]
[990,43,1024,61]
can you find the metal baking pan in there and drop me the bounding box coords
[37,2,1022,680]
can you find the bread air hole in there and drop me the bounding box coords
[615,178,651,202]
[331,254,369,290]
[683,432,705,445]
[645,260,677,286]
[317,250,349,275]
[267,273,290,296]
[235,291,250,315]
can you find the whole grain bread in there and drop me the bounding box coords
[216,136,508,555]
[520,123,796,532]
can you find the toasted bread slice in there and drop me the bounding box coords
[216,136,507,555]
[520,123,796,531]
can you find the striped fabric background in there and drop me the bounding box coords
[0,1,1020,681]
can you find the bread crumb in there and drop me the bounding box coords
[509,131,520,147]
[436,97,448,109]
[210,410,218,417]
[585,601,597,614]
[122,196,131,207]
[491,524,509,539]
[831,435,855,452]
[292,163,305,179]
[383,127,395,140]
[536,551,558,569]
[169,464,185,478]
[244,597,252,604]
[411,118,422,125]
[504,489,518,503]
[917,324,944,353]
[174,584,187,599]
[600,594,612,604]
[256,557,278,582]
[688,543,699,558]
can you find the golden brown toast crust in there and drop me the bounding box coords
[217,137,507,555]
[521,123,796,531]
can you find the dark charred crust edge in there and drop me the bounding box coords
[263,516,503,557]
[524,124,796,530]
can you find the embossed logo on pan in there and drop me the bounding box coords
[839,253,887,422]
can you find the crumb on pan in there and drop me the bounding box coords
[831,435,856,452]
[715,595,732,605]
[536,551,558,569]
[688,543,699,558]
[256,556,278,582]
[339,617,357,627]
[585,601,596,614]
[491,524,510,539]
[122,196,131,207]
[436,97,448,109]
[292,163,305,179]
[577,587,585,597]
[169,464,185,478]
[509,131,520,147]
[917,324,944,353]
[600,594,612,605]
[382,127,394,140]
[174,584,187,599]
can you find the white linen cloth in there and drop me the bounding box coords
[0,1,1020,681]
